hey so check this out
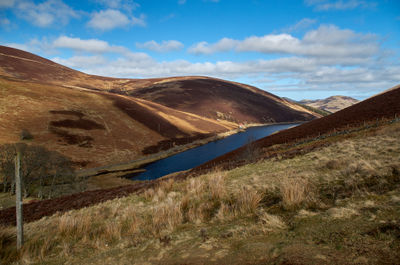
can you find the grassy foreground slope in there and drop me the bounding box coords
[1,119,399,264]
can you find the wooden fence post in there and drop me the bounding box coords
[15,148,23,249]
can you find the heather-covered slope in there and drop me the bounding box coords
[0,45,320,125]
[0,78,233,168]
[194,84,400,171]
[127,77,318,124]
[0,45,321,167]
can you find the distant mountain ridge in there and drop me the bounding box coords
[300,95,359,113]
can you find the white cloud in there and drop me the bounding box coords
[305,0,377,11]
[189,25,379,65]
[52,36,129,54]
[136,40,184,52]
[131,13,146,26]
[178,0,186,4]
[88,9,128,30]
[189,38,238,54]
[0,0,14,8]
[287,18,317,32]
[15,0,79,27]
[52,55,107,68]
[236,34,300,54]
[87,9,145,30]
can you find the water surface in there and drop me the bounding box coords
[129,123,298,180]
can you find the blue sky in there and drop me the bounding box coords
[0,0,399,100]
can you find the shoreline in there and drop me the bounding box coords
[79,121,303,189]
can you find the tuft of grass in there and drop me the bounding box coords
[186,177,206,197]
[207,172,226,200]
[153,187,166,202]
[151,197,183,234]
[215,202,234,221]
[158,178,175,193]
[280,176,315,210]
[143,188,155,201]
[57,212,91,239]
[235,186,263,215]
[258,211,287,231]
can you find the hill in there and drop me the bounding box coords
[300,95,359,113]
[1,84,398,226]
[127,77,318,124]
[194,85,400,172]
[1,88,399,264]
[283,97,331,116]
[0,45,319,170]
[0,45,319,125]
[0,77,234,169]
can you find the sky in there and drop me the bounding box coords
[0,0,399,100]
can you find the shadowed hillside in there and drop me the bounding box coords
[0,45,320,168]
[194,84,400,172]
[0,45,320,124]
[128,77,317,124]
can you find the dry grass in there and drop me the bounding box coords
[215,202,234,221]
[151,197,183,234]
[280,176,315,210]
[258,211,287,231]
[235,186,263,215]
[1,122,400,264]
[143,188,155,200]
[158,178,175,193]
[186,177,206,197]
[207,173,226,200]
[57,213,91,238]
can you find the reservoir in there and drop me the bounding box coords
[130,123,298,180]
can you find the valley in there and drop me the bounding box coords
[0,46,399,265]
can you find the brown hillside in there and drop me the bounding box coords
[128,77,318,123]
[0,77,233,168]
[0,45,320,124]
[194,84,400,171]
[0,45,322,167]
